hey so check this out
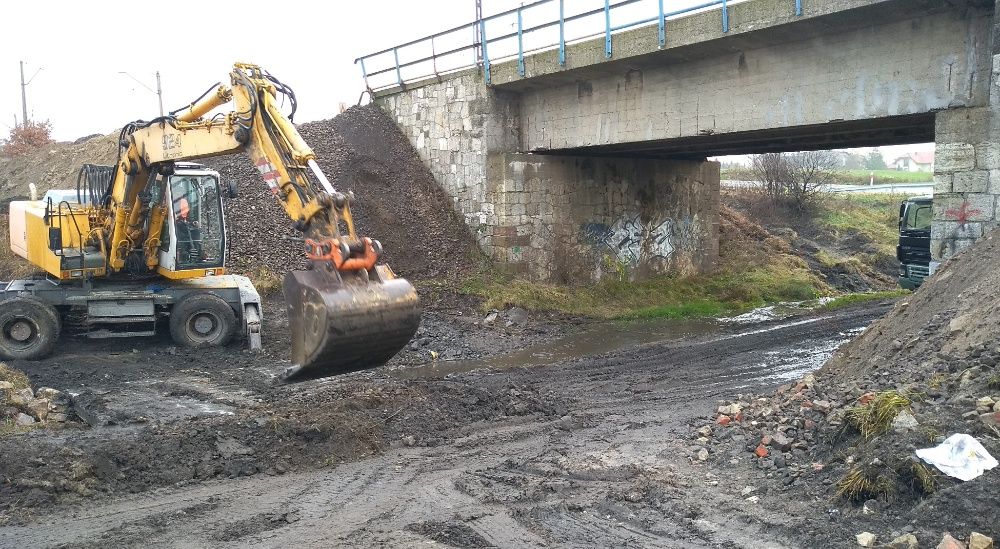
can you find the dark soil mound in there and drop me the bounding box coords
[206,104,481,284]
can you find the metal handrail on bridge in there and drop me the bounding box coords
[354,0,803,90]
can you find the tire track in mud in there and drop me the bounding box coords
[1,302,891,548]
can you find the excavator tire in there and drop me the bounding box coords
[169,293,237,348]
[0,297,61,360]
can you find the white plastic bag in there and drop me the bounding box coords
[916,433,998,481]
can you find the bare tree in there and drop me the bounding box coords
[749,151,836,210]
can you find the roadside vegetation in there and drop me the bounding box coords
[723,167,931,185]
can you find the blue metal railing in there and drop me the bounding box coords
[355,0,804,90]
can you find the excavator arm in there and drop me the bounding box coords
[100,62,420,381]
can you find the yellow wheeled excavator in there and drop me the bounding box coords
[2,62,420,381]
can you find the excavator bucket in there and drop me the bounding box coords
[280,266,420,382]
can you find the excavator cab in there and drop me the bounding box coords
[157,165,227,276]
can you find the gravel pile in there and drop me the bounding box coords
[206,104,481,284]
[691,230,1000,546]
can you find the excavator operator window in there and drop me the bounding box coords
[169,174,225,270]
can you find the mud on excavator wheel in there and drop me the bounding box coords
[280,263,420,382]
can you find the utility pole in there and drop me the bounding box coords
[20,61,28,126]
[155,71,164,117]
[119,70,164,117]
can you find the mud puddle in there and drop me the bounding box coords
[390,302,846,381]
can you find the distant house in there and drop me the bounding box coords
[892,152,934,172]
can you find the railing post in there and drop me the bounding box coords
[517,7,525,76]
[392,48,403,87]
[358,58,369,90]
[722,0,729,33]
[480,18,492,84]
[604,0,612,58]
[658,0,665,48]
[431,36,439,77]
[795,0,802,16]
[559,0,566,66]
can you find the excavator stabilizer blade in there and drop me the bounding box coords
[281,268,420,382]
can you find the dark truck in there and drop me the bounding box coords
[897,196,932,289]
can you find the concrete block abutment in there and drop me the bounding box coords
[486,153,719,282]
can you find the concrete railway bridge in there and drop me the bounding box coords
[358,0,999,281]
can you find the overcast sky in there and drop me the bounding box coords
[1,0,929,159]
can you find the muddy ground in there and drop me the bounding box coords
[0,296,895,548]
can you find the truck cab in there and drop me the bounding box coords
[897,196,932,289]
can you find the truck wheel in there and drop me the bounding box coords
[169,294,237,348]
[0,297,61,360]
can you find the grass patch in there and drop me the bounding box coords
[820,289,910,311]
[815,194,903,256]
[721,168,931,185]
[0,362,30,391]
[987,374,1000,391]
[0,419,42,437]
[845,391,911,440]
[463,262,824,320]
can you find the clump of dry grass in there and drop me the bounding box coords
[248,267,282,295]
[845,391,911,440]
[0,362,30,391]
[836,464,897,502]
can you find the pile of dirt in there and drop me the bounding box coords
[205,104,482,285]
[0,134,117,205]
[694,230,1000,546]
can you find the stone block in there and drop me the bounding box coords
[976,142,1000,170]
[937,108,991,143]
[953,170,990,193]
[936,143,977,173]
[934,174,953,193]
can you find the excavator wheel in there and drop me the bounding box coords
[0,297,62,360]
[169,293,237,348]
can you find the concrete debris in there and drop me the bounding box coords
[969,532,994,549]
[696,448,709,461]
[696,425,713,438]
[887,533,919,549]
[483,311,499,326]
[25,398,50,421]
[0,373,73,424]
[937,533,967,549]
[35,387,61,400]
[856,531,877,547]
[504,307,529,327]
[891,409,920,432]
